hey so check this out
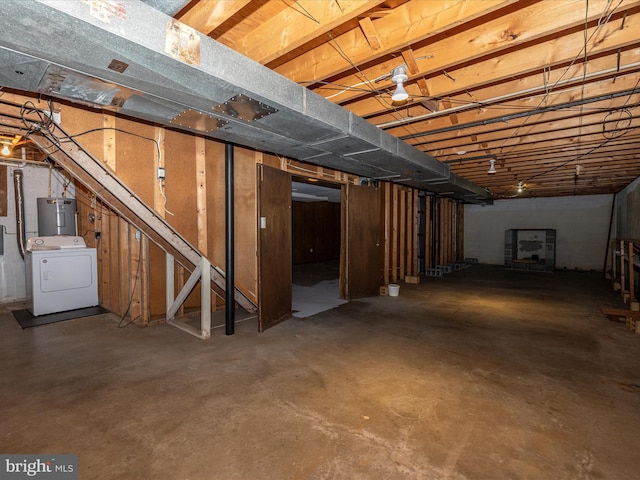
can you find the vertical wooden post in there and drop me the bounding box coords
[391,184,398,282]
[457,202,464,262]
[629,242,635,303]
[405,190,413,277]
[128,226,141,324]
[119,219,130,319]
[196,136,208,253]
[425,196,432,269]
[412,189,419,276]
[140,235,150,325]
[383,182,390,285]
[399,190,406,281]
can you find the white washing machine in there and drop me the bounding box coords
[25,236,98,316]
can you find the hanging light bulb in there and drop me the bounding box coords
[1,144,10,156]
[391,65,409,102]
[517,181,524,193]
[487,159,496,174]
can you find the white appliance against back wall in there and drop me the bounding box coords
[25,236,98,316]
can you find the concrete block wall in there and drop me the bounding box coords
[464,194,614,271]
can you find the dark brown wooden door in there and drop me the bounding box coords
[257,164,291,332]
[341,183,382,299]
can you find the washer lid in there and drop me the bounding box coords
[26,235,87,251]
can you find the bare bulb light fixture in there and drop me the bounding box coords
[487,159,496,174]
[391,65,409,102]
[517,181,524,193]
[1,144,10,156]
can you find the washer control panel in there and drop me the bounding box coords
[26,235,87,251]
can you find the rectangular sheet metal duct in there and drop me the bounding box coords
[0,0,491,203]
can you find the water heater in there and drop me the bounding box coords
[37,197,77,236]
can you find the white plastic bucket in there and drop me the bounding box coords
[388,284,400,296]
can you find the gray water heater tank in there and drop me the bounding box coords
[37,197,77,236]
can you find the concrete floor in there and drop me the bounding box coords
[1,265,639,479]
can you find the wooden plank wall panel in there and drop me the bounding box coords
[164,129,198,245]
[292,201,340,264]
[206,141,259,303]
[457,202,464,262]
[205,139,225,310]
[234,148,258,301]
[164,129,201,311]
[380,183,425,283]
[114,118,155,204]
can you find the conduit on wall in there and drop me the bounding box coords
[13,169,26,259]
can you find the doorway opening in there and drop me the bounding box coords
[291,177,346,318]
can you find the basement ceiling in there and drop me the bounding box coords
[1,0,639,201]
[171,0,640,199]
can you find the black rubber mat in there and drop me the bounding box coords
[12,306,109,329]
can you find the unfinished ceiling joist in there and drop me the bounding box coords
[0,0,491,203]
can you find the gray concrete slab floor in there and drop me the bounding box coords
[1,265,639,479]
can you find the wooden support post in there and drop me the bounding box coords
[140,235,150,325]
[391,184,398,282]
[166,253,174,319]
[629,241,635,303]
[425,196,432,269]
[405,190,413,277]
[383,182,390,285]
[195,136,208,253]
[412,189,419,276]
[399,189,406,281]
[128,226,141,325]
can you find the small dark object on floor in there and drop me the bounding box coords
[12,306,109,329]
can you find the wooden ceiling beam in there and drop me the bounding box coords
[232,0,385,65]
[275,0,517,82]
[413,98,640,152]
[359,48,640,125]
[177,0,253,35]
[390,75,640,146]
[349,25,640,121]
[384,66,640,139]
[309,0,638,105]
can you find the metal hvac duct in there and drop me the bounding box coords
[0,0,491,204]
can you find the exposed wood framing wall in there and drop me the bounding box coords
[5,91,468,323]
[382,192,464,284]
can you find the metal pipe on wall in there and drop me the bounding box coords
[13,169,26,259]
[225,143,235,336]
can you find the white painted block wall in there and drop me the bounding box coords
[464,194,614,271]
[0,165,75,303]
